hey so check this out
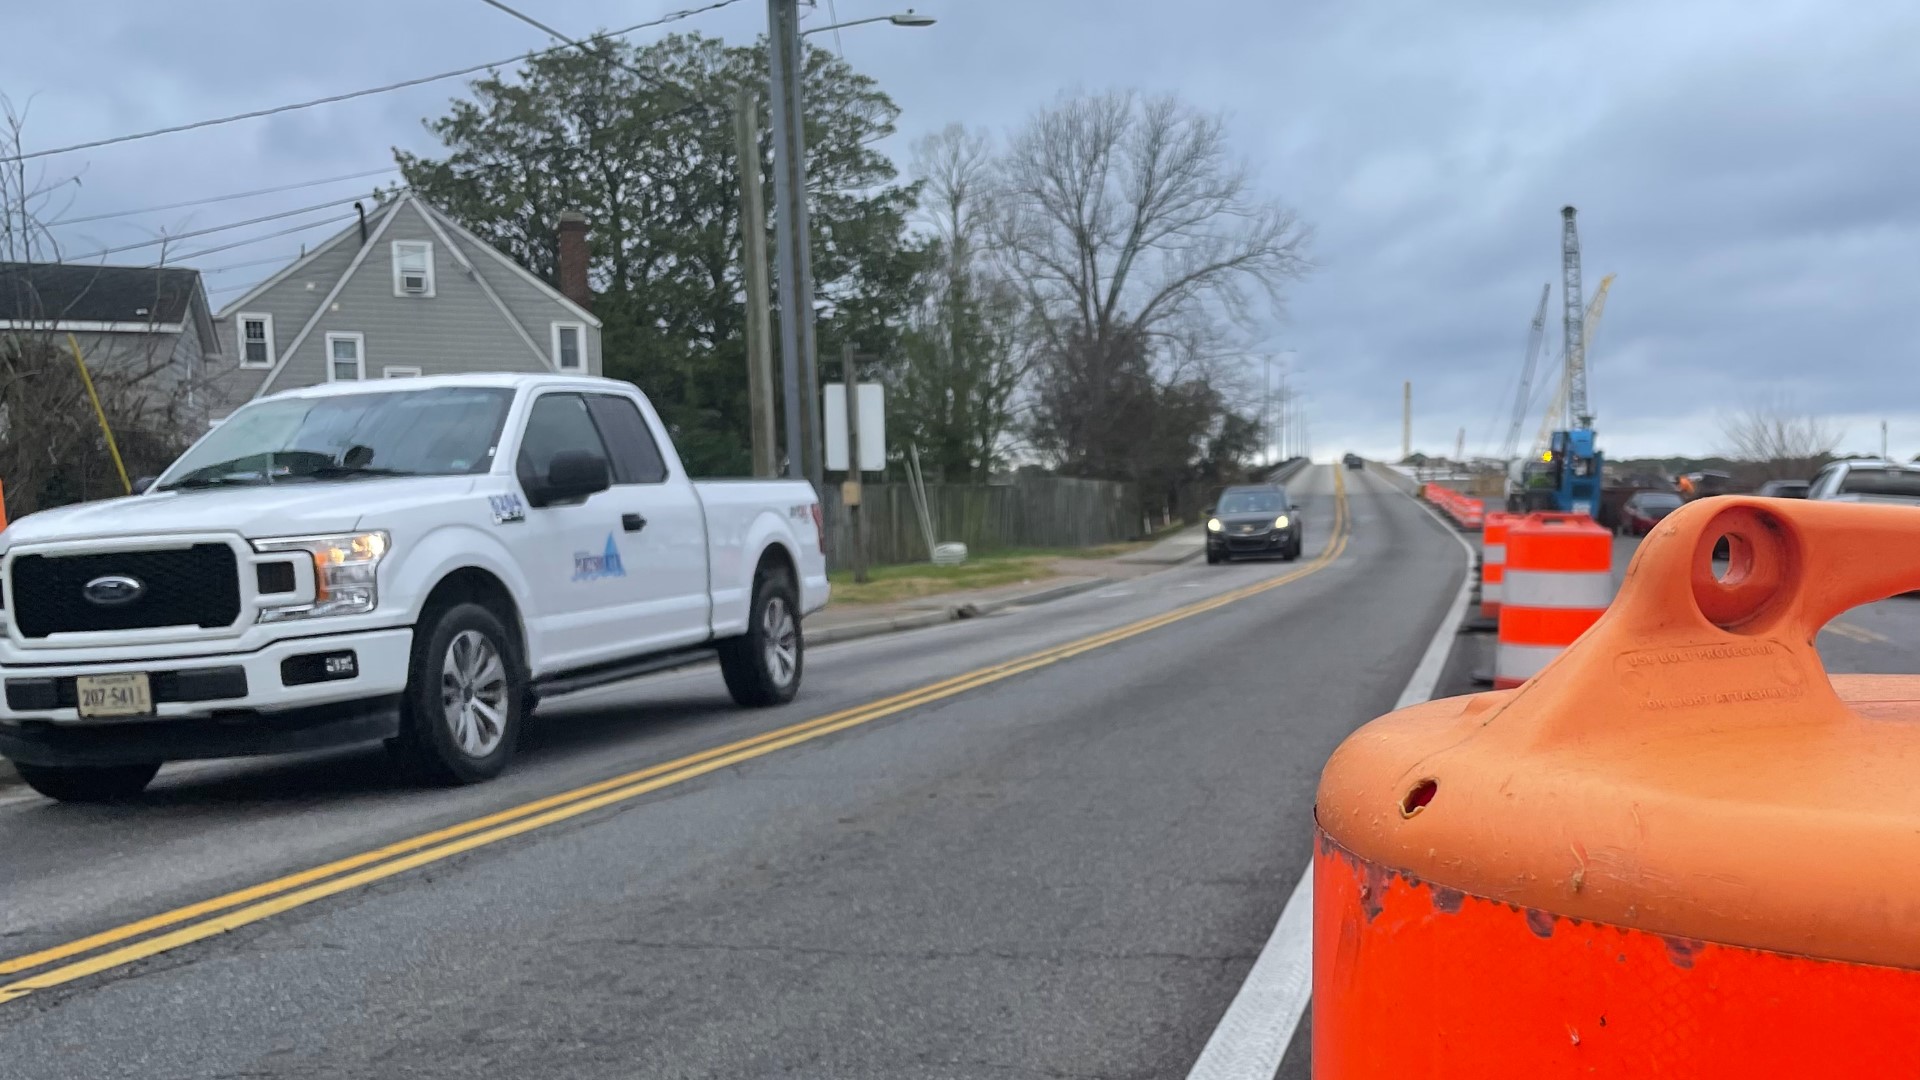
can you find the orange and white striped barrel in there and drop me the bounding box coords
[1493,511,1611,688]
[1477,512,1515,619]
[1315,496,1920,1077]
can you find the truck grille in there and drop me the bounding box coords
[8,545,242,638]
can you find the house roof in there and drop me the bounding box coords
[216,194,599,329]
[0,262,204,325]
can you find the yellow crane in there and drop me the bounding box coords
[1530,272,1615,459]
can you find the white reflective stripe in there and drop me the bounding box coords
[1503,568,1614,609]
[1481,543,1506,564]
[1483,580,1503,602]
[1495,641,1561,681]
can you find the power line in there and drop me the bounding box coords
[48,167,397,226]
[0,0,748,165]
[62,192,389,261]
[474,0,725,117]
[200,250,311,275]
[165,211,361,264]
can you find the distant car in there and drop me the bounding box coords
[1619,491,1684,536]
[1755,479,1810,499]
[1343,453,1363,470]
[1206,484,1303,563]
[1806,459,1920,506]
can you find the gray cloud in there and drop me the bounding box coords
[7,0,1915,460]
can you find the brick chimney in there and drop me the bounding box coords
[556,212,591,312]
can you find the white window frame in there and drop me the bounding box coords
[550,321,586,371]
[237,312,276,369]
[325,331,366,382]
[382,365,423,379]
[391,240,436,298]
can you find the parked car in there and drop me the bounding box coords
[0,373,829,802]
[1206,484,1303,563]
[1618,490,1685,536]
[1806,459,1920,506]
[1755,479,1810,499]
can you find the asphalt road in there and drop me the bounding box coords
[0,465,1467,1079]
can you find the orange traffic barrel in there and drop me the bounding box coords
[1493,511,1611,688]
[1314,495,1920,1078]
[1477,512,1515,619]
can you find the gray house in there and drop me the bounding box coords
[213,194,601,412]
[0,261,221,421]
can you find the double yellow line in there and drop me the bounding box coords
[0,470,1351,1005]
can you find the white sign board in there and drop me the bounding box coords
[824,382,886,472]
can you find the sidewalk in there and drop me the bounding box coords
[1114,525,1205,565]
[808,540,1199,646]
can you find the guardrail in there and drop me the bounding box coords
[1363,458,1420,495]
[1266,456,1310,484]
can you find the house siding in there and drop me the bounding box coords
[213,225,363,401]
[446,227,603,375]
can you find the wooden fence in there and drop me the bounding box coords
[818,476,1141,570]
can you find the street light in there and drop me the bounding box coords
[800,10,937,36]
[767,1,935,490]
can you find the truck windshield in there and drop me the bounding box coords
[158,388,514,490]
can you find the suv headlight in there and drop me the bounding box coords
[1274,514,1291,529]
[254,531,389,621]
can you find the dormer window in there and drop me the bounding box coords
[391,241,435,297]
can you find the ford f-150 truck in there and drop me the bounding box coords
[0,374,829,802]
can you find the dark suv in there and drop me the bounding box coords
[1343,453,1363,470]
[1206,484,1303,563]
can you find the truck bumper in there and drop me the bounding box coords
[0,627,413,767]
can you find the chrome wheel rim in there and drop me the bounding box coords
[762,595,798,688]
[441,629,509,757]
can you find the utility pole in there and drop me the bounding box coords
[1883,420,1890,461]
[1262,355,1273,465]
[1402,380,1412,462]
[841,344,868,583]
[766,0,821,488]
[734,90,777,478]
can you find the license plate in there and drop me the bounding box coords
[76,672,153,719]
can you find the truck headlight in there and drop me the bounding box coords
[254,531,389,621]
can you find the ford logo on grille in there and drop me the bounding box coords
[82,575,146,607]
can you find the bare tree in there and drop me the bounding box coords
[997,90,1308,486]
[889,124,1034,479]
[1718,395,1845,482]
[1,97,217,519]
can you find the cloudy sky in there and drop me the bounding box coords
[6,0,1917,461]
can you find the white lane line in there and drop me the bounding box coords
[1184,466,1476,1080]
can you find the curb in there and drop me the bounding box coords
[808,575,1118,647]
[952,576,1115,618]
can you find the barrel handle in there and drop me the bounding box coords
[1504,495,1914,738]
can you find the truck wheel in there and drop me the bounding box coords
[392,602,524,784]
[13,761,159,803]
[719,569,802,708]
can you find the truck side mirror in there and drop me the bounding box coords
[529,450,610,506]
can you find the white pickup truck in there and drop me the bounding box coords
[0,373,829,802]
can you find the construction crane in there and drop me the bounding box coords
[1530,273,1614,457]
[1562,205,1591,430]
[1506,206,1613,518]
[1499,283,1553,462]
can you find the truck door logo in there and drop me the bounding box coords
[571,534,626,581]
